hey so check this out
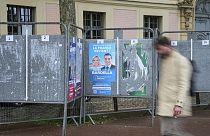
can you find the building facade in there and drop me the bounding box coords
[0,0,60,35]
[76,0,183,39]
[75,0,199,39]
[0,0,200,39]
[195,0,210,39]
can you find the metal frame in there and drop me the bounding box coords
[0,22,68,104]
[62,23,85,136]
[83,27,156,127]
[0,22,71,136]
[0,23,159,134]
[160,30,210,106]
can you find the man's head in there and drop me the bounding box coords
[154,36,172,57]
[104,53,112,66]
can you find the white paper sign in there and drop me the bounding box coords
[171,41,177,46]
[202,40,209,45]
[6,35,14,41]
[41,35,49,41]
[131,39,138,45]
[72,37,76,43]
[97,39,104,44]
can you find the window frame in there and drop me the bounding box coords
[7,5,35,35]
[83,11,104,39]
[143,15,161,39]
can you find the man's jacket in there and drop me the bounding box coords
[157,50,192,117]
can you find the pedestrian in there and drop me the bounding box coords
[154,36,193,136]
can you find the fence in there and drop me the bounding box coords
[160,30,210,105]
[0,24,157,133]
[2,24,210,134]
[0,22,85,136]
[82,27,156,126]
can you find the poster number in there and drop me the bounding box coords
[171,41,177,46]
[6,35,14,41]
[41,35,49,41]
[202,40,209,46]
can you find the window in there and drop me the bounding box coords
[83,11,104,39]
[144,16,161,39]
[7,5,35,35]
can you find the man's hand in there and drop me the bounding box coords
[173,105,182,118]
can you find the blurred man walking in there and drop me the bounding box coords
[155,36,193,136]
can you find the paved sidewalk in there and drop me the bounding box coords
[0,108,210,136]
[71,109,210,136]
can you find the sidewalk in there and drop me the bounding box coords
[71,109,210,136]
[0,108,210,136]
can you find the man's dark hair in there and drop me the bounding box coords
[104,53,112,58]
[154,36,171,48]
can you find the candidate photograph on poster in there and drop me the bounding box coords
[89,42,116,82]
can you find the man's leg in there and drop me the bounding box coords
[160,117,193,136]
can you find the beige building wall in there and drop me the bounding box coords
[113,9,138,39]
[0,0,186,39]
[75,0,181,39]
[75,2,114,38]
[0,0,60,35]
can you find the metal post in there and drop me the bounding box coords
[25,27,29,101]
[152,28,157,127]
[116,36,120,95]
[62,24,68,136]
[190,38,193,61]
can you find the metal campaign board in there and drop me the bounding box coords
[0,35,66,102]
[84,39,153,97]
[0,35,26,101]
[172,40,210,92]
[28,35,65,102]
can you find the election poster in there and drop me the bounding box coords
[89,42,116,95]
[68,38,83,101]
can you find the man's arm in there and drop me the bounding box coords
[175,57,192,116]
[176,58,191,106]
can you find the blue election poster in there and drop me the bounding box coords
[89,42,116,95]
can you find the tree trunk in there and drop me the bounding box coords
[59,0,76,36]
